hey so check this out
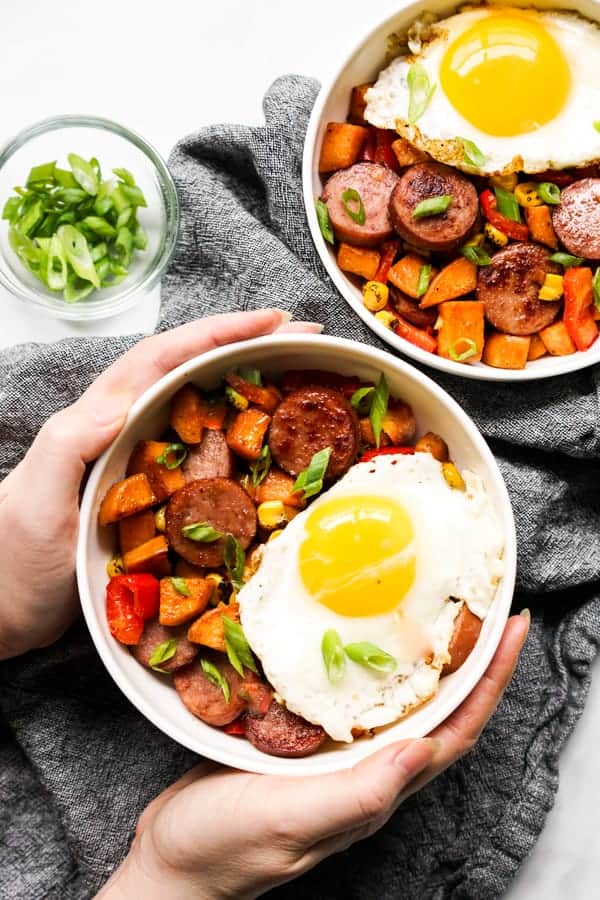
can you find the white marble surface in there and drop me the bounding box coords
[2,1,599,896]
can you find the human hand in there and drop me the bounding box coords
[99,613,529,900]
[0,308,316,660]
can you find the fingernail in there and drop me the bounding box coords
[519,608,531,622]
[393,739,436,772]
[276,309,293,323]
[277,321,324,333]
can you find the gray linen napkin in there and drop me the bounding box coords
[1,75,599,900]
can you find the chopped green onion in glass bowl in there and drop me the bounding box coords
[0,116,179,321]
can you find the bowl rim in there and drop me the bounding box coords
[0,114,180,321]
[301,1,600,382]
[77,333,517,775]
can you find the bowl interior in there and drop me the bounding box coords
[0,118,178,320]
[77,335,516,775]
[303,0,600,381]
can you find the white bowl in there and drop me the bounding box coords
[302,0,600,381]
[77,334,516,775]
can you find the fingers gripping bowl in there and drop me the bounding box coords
[303,0,600,380]
[77,335,516,775]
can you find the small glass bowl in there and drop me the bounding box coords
[0,115,179,321]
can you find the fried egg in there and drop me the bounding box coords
[239,453,504,742]
[365,6,600,175]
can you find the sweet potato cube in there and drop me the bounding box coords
[539,320,576,355]
[159,577,214,627]
[255,468,306,509]
[226,408,271,460]
[319,122,368,173]
[420,257,477,309]
[127,440,186,501]
[348,83,374,124]
[389,254,432,299]
[525,205,558,249]
[527,333,548,361]
[187,602,240,651]
[436,301,485,363]
[98,473,157,526]
[381,398,417,445]
[225,372,281,414]
[482,333,531,369]
[123,535,171,577]
[170,384,204,444]
[118,509,156,554]
[337,243,380,280]
[390,137,429,168]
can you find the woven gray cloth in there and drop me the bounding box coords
[1,75,600,900]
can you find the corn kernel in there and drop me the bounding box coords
[154,505,167,532]
[225,385,249,411]
[362,280,389,312]
[268,528,284,542]
[257,500,287,530]
[106,555,125,577]
[489,173,518,191]
[538,273,564,301]
[484,222,509,247]
[515,182,542,208]
[463,232,485,248]
[374,309,398,330]
[442,461,466,491]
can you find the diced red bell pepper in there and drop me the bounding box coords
[239,681,273,715]
[531,170,575,187]
[110,573,160,620]
[479,189,529,242]
[223,718,246,736]
[374,239,400,283]
[394,314,438,354]
[106,580,144,645]
[563,267,599,352]
[360,446,415,463]
[374,129,401,173]
[359,127,377,163]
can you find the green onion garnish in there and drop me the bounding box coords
[549,252,584,267]
[369,372,389,448]
[316,199,335,245]
[292,447,333,499]
[593,267,600,312]
[416,263,432,297]
[156,442,188,470]
[341,188,366,225]
[412,195,452,219]
[148,639,178,672]
[344,641,397,674]
[321,629,346,685]
[181,522,223,542]
[461,244,491,266]
[250,444,272,487]
[459,137,486,168]
[537,182,561,205]
[201,658,230,702]
[449,338,478,362]
[224,535,246,591]
[170,577,191,597]
[237,366,262,385]
[350,385,375,416]
[494,186,521,222]
[407,63,436,125]
[222,617,258,677]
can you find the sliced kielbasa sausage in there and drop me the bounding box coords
[269,386,360,479]
[131,620,198,673]
[173,653,248,726]
[552,178,600,259]
[166,478,257,567]
[183,429,234,483]
[245,701,327,758]
[442,603,483,676]
[389,162,479,253]
[388,284,437,328]
[477,242,561,335]
[321,162,400,247]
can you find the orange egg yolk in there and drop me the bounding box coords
[439,12,571,136]
[298,495,416,617]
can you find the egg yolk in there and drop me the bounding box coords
[439,12,571,136]
[298,495,416,617]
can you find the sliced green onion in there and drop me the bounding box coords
[250,444,272,487]
[68,153,98,196]
[316,199,335,245]
[292,446,332,499]
[27,161,56,185]
[321,629,346,685]
[58,225,100,287]
[2,196,21,222]
[181,522,223,542]
[156,442,187,469]
[82,216,116,238]
[549,252,584,267]
[412,195,452,219]
[148,639,178,672]
[223,617,258,677]
[341,188,365,225]
[170,577,191,597]
[537,182,561,205]
[369,372,389,448]
[449,337,478,361]
[53,167,78,189]
[593,267,600,312]
[201,658,230,702]
[494,186,521,222]
[224,535,246,591]
[237,366,262,385]
[45,234,68,291]
[416,264,432,298]
[350,385,375,416]
[19,199,44,235]
[459,137,485,168]
[461,244,491,266]
[407,63,436,125]
[344,641,397,674]
[63,276,95,303]
[113,167,135,186]
[120,183,147,208]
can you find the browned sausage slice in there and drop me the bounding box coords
[477,242,561,336]
[388,284,437,328]
[389,162,479,252]
[442,604,483,676]
[552,178,600,259]
[130,620,198,673]
[269,386,359,479]
[245,701,327,758]
[166,478,257,567]
[173,654,247,726]
[321,162,400,247]
[183,429,234,482]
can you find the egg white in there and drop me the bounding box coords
[365,7,600,175]
[239,453,504,743]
